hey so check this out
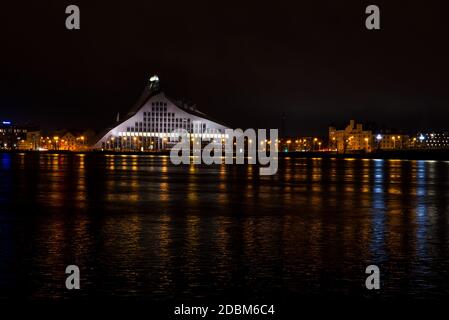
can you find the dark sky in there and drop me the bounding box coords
[1,0,448,136]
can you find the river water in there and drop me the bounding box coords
[0,153,448,301]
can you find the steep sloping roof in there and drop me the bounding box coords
[126,85,159,117]
[93,86,160,144]
[164,96,230,128]
[94,80,231,145]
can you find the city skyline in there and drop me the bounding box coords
[2,75,449,152]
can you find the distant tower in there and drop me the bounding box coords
[116,112,120,123]
[149,75,160,90]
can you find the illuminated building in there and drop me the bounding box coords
[94,76,230,151]
[50,129,95,151]
[18,128,41,150]
[0,121,40,150]
[412,132,449,149]
[329,120,373,153]
[374,133,409,150]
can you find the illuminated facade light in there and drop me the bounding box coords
[94,77,230,151]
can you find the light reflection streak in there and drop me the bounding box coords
[370,159,386,261]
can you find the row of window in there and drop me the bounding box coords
[0,129,27,133]
[151,102,167,109]
[423,140,449,143]
[127,123,192,131]
[142,117,185,123]
[132,118,191,127]
[131,119,207,128]
[125,126,213,134]
[134,118,206,129]
[144,112,175,117]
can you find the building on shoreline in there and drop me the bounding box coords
[374,133,410,151]
[94,76,230,151]
[328,120,413,153]
[36,129,95,151]
[1,121,41,150]
[18,129,41,150]
[328,121,449,153]
[410,132,449,149]
[329,120,373,153]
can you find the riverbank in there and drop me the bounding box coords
[280,150,449,161]
[0,150,171,156]
[1,149,449,161]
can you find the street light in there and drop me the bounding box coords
[375,134,383,151]
[53,136,59,150]
[313,138,318,151]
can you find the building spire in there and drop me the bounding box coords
[149,75,160,91]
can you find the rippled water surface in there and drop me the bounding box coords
[0,153,449,300]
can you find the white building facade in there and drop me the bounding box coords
[94,76,230,151]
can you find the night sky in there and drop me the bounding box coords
[1,0,448,136]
